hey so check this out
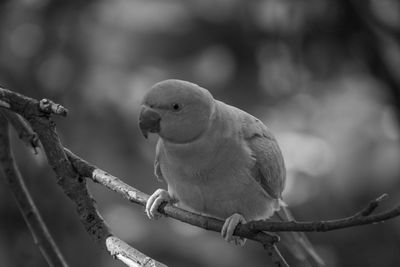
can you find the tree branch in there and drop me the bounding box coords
[0,113,68,267]
[266,244,290,267]
[1,109,39,153]
[0,88,166,267]
[356,193,388,217]
[246,194,400,233]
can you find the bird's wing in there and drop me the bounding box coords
[154,139,165,182]
[242,114,286,199]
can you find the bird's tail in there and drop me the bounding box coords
[273,205,324,267]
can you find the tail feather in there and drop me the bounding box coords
[274,206,324,267]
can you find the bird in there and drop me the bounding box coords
[139,79,323,266]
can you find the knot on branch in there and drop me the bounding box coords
[39,99,68,116]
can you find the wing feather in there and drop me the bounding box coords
[242,115,286,199]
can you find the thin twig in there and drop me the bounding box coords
[1,109,39,153]
[106,236,166,267]
[356,193,388,217]
[0,114,68,267]
[247,194,400,233]
[265,244,289,267]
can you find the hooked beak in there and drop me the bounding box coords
[139,106,161,139]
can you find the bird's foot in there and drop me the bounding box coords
[221,213,247,246]
[145,189,172,219]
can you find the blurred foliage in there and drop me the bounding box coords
[0,0,400,266]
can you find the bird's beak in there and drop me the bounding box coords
[139,106,161,139]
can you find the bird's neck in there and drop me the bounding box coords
[160,101,228,159]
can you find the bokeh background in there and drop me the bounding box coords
[0,0,400,266]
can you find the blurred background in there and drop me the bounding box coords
[0,0,400,266]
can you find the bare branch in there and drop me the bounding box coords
[246,195,400,233]
[0,114,68,267]
[1,109,39,153]
[356,193,388,217]
[0,88,165,267]
[265,245,289,267]
[106,236,167,267]
[0,88,41,117]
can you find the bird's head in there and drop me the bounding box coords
[139,79,215,144]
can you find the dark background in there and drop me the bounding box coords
[0,0,400,266]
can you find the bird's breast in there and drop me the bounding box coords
[160,143,277,220]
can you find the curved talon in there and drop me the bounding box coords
[145,189,172,219]
[221,213,247,246]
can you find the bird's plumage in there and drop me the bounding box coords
[141,79,323,266]
[241,105,286,200]
[154,100,283,220]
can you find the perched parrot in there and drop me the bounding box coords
[139,79,323,266]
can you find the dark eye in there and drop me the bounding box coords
[172,103,181,111]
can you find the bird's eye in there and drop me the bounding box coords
[172,103,181,111]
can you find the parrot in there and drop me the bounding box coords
[139,79,324,266]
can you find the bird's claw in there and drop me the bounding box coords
[145,189,172,219]
[221,213,247,246]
